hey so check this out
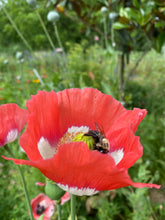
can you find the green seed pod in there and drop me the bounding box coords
[73,133,94,150]
[45,181,65,201]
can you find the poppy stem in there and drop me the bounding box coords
[35,9,56,51]
[56,203,61,220]
[2,5,34,56]
[53,23,64,53]
[4,144,34,220]
[71,194,76,220]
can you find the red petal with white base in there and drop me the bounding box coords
[19,88,125,160]
[2,88,161,195]
[0,104,28,147]
[106,108,147,169]
[107,127,143,169]
[19,91,60,161]
[4,141,161,195]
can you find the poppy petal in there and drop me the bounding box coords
[19,91,60,161]
[109,108,147,133]
[3,141,160,196]
[57,88,126,134]
[0,104,28,147]
[61,192,70,205]
[107,127,143,169]
[131,182,161,189]
[2,88,160,195]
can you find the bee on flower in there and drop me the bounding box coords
[2,88,160,196]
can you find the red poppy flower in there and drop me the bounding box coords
[4,88,161,196]
[0,104,28,147]
[31,193,55,220]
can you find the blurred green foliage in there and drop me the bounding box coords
[0,45,165,219]
[0,0,84,51]
[0,0,165,219]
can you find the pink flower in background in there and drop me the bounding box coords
[94,36,99,41]
[0,104,28,147]
[31,193,55,220]
[35,182,46,186]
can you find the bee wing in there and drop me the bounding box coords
[94,122,105,135]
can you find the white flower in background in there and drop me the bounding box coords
[56,48,63,53]
[109,12,118,20]
[101,6,108,16]
[47,11,59,23]
[16,75,21,80]
[3,59,9,64]
[26,0,37,8]
[16,59,24,64]
[16,51,23,60]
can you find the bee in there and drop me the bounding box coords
[84,122,110,154]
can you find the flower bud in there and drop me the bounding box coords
[56,4,64,13]
[101,6,108,16]
[47,11,59,23]
[45,181,65,201]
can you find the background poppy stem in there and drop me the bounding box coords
[4,144,34,220]
[56,203,61,220]
[71,194,76,220]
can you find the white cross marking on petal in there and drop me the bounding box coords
[110,149,124,165]
[57,183,99,196]
[5,129,18,144]
[38,137,55,159]
[67,126,89,134]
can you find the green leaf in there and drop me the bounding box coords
[156,32,165,52]
[113,22,129,30]
[133,0,140,8]
[155,21,165,28]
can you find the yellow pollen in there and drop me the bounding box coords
[56,131,83,148]
[56,131,94,150]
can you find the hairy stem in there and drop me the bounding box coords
[2,6,33,55]
[35,9,56,51]
[56,203,62,220]
[4,145,34,220]
[71,194,76,220]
